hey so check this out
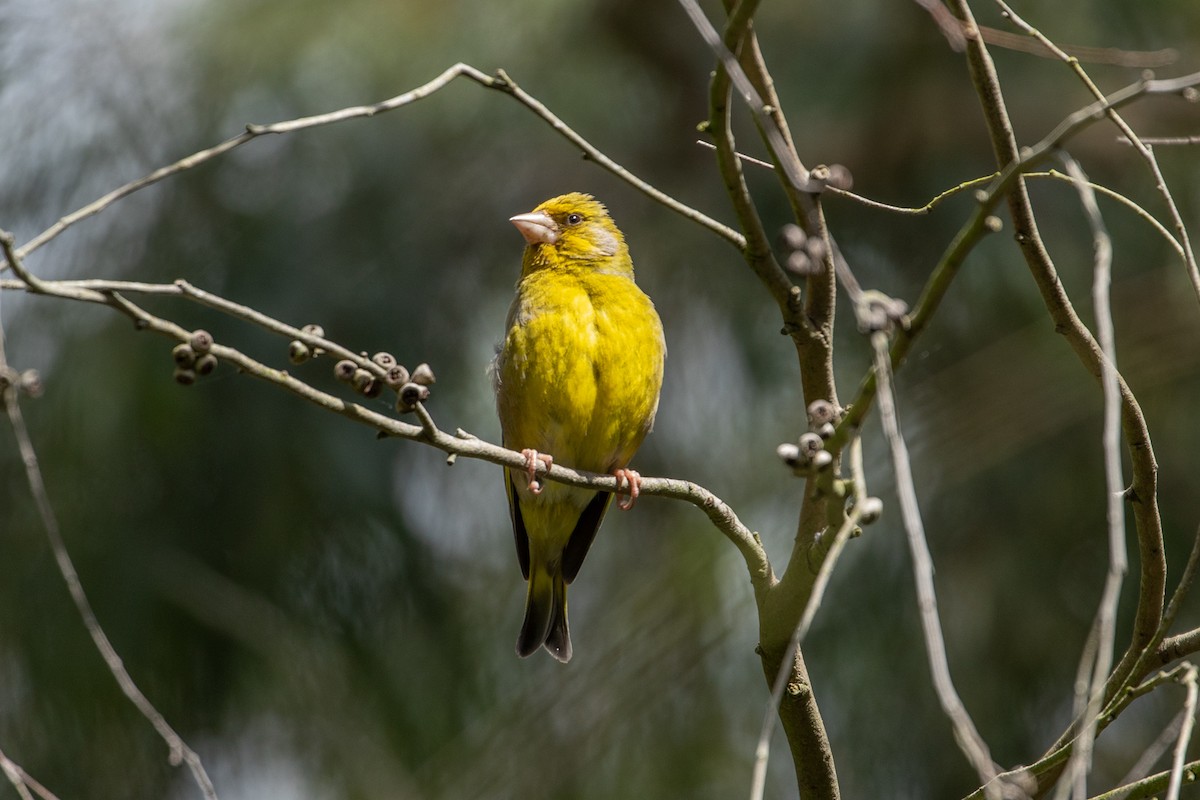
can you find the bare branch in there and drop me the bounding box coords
[1116,706,1187,788]
[1,63,742,274]
[0,273,772,594]
[911,0,968,50]
[993,0,1200,308]
[676,0,817,194]
[0,240,219,800]
[871,330,1000,796]
[976,25,1178,68]
[0,748,37,800]
[750,436,866,800]
[1086,759,1200,800]
[1119,135,1200,146]
[1166,665,1198,800]
[1050,152,1125,800]
[829,67,1200,458]
[919,11,1174,746]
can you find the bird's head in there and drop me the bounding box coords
[510,193,632,277]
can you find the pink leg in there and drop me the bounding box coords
[520,449,554,494]
[613,468,642,511]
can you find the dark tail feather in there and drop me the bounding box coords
[516,566,572,663]
[544,581,572,663]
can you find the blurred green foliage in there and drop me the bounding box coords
[2,0,1199,797]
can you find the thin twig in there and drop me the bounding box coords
[0,749,36,800]
[676,0,818,194]
[488,68,745,248]
[947,5,1170,792]
[703,147,1188,262]
[691,0,801,330]
[828,66,1200,456]
[1166,665,1198,800]
[976,25,1177,68]
[871,329,999,796]
[1118,135,1200,146]
[1051,152,1126,800]
[924,6,1173,735]
[994,0,1200,308]
[964,636,1200,799]
[1154,526,1200,668]
[1087,759,1200,800]
[1116,707,1186,788]
[695,139,774,170]
[1030,171,1186,262]
[0,241,219,799]
[827,175,996,215]
[0,63,743,274]
[0,272,772,593]
[911,0,967,50]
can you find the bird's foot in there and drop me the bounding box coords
[613,468,642,511]
[521,449,554,494]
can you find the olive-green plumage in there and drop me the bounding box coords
[494,193,665,663]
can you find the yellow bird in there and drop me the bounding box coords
[494,193,665,663]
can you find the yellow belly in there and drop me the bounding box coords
[495,267,664,480]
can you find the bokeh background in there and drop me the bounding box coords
[3,0,1200,797]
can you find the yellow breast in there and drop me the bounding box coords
[495,265,664,475]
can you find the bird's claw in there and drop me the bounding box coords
[613,468,641,511]
[521,449,554,494]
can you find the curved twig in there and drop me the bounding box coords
[0,270,771,594]
[1,63,742,274]
[993,0,1200,308]
[1,236,218,800]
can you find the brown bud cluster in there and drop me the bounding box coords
[856,291,909,334]
[189,329,213,354]
[395,363,436,411]
[779,224,829,278]
[325,347,437,411]
[384,364,410,388]
[776,433,832,475]
[807,399,844,440]
[395,381,431,413]
[777,399,848,476]
[287,323,328,365]
[171,332,219,386]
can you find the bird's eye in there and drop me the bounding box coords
[566,213,582,225]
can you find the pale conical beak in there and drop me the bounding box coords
[510,211,558,245]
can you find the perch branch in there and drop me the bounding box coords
[0,272,772,594]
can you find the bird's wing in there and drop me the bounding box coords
[506,470,531,580]
[561,490,613,584]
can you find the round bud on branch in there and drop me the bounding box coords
[189,330,213,354]
[396,382,431,413]
[372,352,397,369]
[172,343,196,368]
[288,341,311,364]
[411,363,436,386]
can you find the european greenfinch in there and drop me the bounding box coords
[494,193,665,663]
